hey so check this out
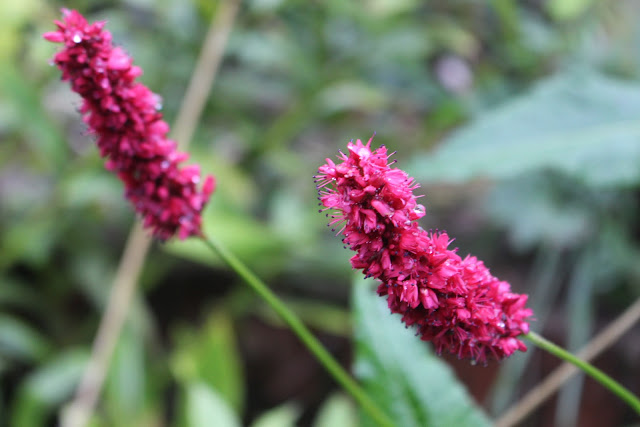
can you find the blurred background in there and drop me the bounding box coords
[1,0,639,426]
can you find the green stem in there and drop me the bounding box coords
[201,234,395,427]
[525,331,640,415]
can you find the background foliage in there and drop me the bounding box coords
[1,0,639,426]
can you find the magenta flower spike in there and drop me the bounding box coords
[44,9,215,240]
[316,137,533,363]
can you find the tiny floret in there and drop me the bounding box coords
[316,137,533,362]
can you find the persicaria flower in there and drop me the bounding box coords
[44,9,215,240]
[316,137,533,363]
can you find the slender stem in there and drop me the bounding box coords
[172,0,240,149]
[525,331,640,415]
[61,223,152,427]
[201,234,395,427]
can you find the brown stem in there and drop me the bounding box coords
[60,2,240,426]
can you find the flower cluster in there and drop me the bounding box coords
[316,137,532,362]
[44,9,214,240]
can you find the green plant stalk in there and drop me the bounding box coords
[525,331,640,415]
[201,234,395,427]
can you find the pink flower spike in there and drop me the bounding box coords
[316,136,533,363]
[44,9,215,241]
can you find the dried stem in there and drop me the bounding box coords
[60,2,239,426]
[496,296,640,427]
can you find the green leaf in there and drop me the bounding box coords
[182,382,240,427]
[546,0,593,21]
[0,278,40,310]
[485,173,595,250]
[171,310,245,414]
[313,393,357,427]
[104,326,147,422]
[0,64,66,170]
[258,298,351,336]
[0,315,51,362]
[0,216,60,269]
[250,403,299,427]
[10,349,88,427]
[315,81,388,115]
[352,276,491,427]
[163,209,286,274]
[0,0,44,60]
[406,70,640,188]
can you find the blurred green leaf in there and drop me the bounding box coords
[181,382,240,427]
[407,70,640,188]
[0,64,66,170]
[352,276,491,427]
[164,149,287,273]
[10,349,88,427]
[248,0,286,14]
[258,298,351,336]
[557,245,596,426]
[104,326,147,423]
[486,173,595,250]
[428,19,479,57]
[1,215,59,269]
[546,0,593,21]
[59,169,124,211]
[230,30,298,74]
[316,81,388,115]
[250,403,299,427]
[163,210,286,273]
[0,315,51,362]
[0,0,43,60]
[313,393,357,427]
[491,0,520,39]
[364,0,417,16]
[0,278,40,310]
[172,310,245,413]
[268,186,315,244]
[0,355,10,376]
[190,148,258,214]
